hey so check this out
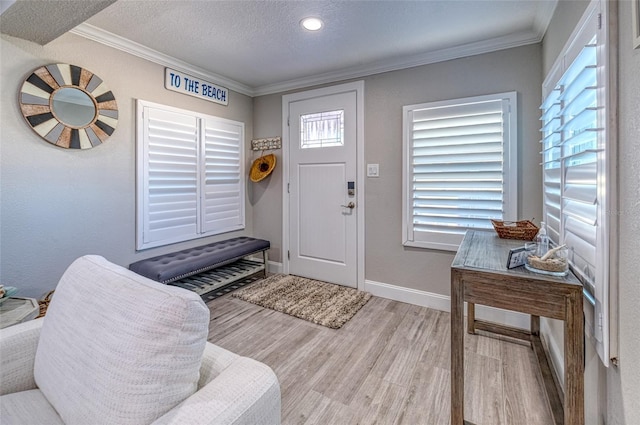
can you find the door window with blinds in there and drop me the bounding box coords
[402,92,517,251]
[136,100,244,250]
[540,0,612,365]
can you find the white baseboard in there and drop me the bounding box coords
[267,261,283,274]
[364,279,530,330]
[540,317,565,392]
[247,256,283,275]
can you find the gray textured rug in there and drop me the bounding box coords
[231,274,372,329]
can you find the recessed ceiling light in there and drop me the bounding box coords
[301,17,323,31]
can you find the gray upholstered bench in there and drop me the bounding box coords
[129,237,269,299]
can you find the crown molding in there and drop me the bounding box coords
[72,22,545,98]
[70,23,254,96]
[533,0,559,39]
[252,30,543,96]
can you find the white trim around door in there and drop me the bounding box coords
[282,81,365,290]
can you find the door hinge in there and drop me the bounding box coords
[598,13,602,30]
[287,250,290,260]
[287,183,290,193]
[287,116,290,126]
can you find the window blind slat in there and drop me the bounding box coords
[564,85,597,118]
[414,152,503,165]
[413,216,494,229]
[414,207,503,220]
[413,163,503,174]
[561,108,598,136]
[413,142,503,158]
[565,229,597,267]
[411,101,503,122]
[414,170,503,179]
[414,199,503,210]
[413,133,503,149]
[412,123,502,140]
[561,128,597,154]
[559,43,597,88]
[561,69,596,106]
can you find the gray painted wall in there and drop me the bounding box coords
[608,0,640,422]
[253,44,543,295]
[250,95,284,262]
[542,0,590,76]
[0,33,255,298]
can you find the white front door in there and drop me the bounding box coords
[285,85,360,288]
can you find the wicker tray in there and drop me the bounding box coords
[491,220,539,241]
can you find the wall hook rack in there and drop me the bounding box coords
[251,137,281,151]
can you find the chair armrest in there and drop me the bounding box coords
[0,318,43,395]
[152,356,281,425]
[197,342,240,388]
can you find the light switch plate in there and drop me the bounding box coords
[367,163,379,177]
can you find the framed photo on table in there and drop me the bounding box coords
[633,0,640,49]
[506,246,528,269]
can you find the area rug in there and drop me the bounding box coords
[231,274,372,329]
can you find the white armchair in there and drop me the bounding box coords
[0,255,280,425]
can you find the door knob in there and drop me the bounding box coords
[341,202,355,209]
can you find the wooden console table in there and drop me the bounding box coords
[0,297,39,329]
[451,230,584,425]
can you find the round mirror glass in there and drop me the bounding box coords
[51,87,96,128]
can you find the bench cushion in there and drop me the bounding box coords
[130,237,270,283]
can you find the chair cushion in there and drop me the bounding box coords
[33,255,210,425]
[0,389,65,425]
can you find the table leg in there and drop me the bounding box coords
[531,315,540,336]
[451,269,465,425]
[564,292,584,425]
[263,250,269,278]
[467,302,476,334]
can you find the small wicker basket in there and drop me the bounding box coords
[36,290,55,318]
[491,219,539,241]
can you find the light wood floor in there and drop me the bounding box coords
[206,293,554,425]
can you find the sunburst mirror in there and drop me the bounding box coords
[19,63,118,149]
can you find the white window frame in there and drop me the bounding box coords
[136,100,245,250]
[402,92,518,251]
[540,0,615,365]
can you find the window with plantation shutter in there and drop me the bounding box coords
[136,100,244,250]
[402,92,517,251]
[540,0,613,365]
[201,118,244,234]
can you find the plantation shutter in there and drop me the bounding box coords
[201,118,245,233]
[542,39,600,288]
[142,106,198,246]
[540,0,610,365]
[137,101,245,250]
[403,93,517,251]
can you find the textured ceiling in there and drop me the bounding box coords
[0,0,115,44]
[2,0,558,95]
